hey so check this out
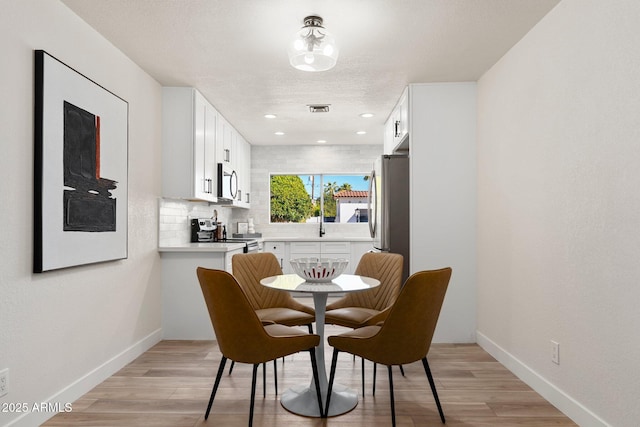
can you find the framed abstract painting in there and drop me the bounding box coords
[34,50,128,273]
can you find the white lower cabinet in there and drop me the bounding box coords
[264,240,365,275]
[264,241,287,272]
[319,241,352,273]
[350,242,372,272]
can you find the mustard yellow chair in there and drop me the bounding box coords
[196,267,323,426]
[230,252,316,394]
[324,252,404,394]
[325,268,452,427]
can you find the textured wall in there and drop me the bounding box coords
[477,1,640,425]
[0,1,162,425]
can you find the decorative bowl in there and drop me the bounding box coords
[290,257,349,283]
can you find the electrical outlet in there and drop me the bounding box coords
[0,368,8,396]
[551,341,560,365]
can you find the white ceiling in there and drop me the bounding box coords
[61,0,560,146]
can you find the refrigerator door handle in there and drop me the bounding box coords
[368,169,376,238]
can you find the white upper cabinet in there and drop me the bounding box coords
[217,115,235,167]
[215,112,251,208]
[384,87,409,154]
[163,87,252,208]
[162,87,217,202]
[235,134,251,207]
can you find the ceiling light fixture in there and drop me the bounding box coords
[274,131,285,136]
[317,139,327,144]
[356,131,367,135]
[359,113,374,118]
[288,15,339,72]
[264,114,277,119]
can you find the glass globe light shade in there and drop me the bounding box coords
[288,16,339,72]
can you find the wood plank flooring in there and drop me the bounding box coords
[43,326,577,426]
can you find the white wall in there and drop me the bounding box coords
[409,83,477,343]
[0,1,162,426]
[477,1,640,426]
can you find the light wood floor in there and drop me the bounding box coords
[44,326,577,427]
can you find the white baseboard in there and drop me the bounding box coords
[5,328,162,427]
[476,331,610,427]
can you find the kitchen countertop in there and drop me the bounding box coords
[158,242,247,253]
[159,237,373,253]
[261,237,373,242]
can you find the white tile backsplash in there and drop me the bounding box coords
[158,198,233,246]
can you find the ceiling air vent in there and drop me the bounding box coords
[308,104,331,113]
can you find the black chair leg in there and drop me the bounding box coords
[307,323,314,334]
[262,362,266,398]
[228,360,235,374]
[422,357,445,423]
[309,349,324,417]
[205,356,227,420]
[249,364,259,427]
[399,364,405,376]
[361,357,365,396]
[388,365,396,427]
[373,362,377,396]
[273,359,278,395]
[324,348,340,417]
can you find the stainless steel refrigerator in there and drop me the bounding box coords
[368,154,410,281]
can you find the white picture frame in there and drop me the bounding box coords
[34,50,128,272]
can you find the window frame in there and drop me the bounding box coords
[269,172,370,224]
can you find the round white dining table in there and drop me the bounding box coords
[260,273,380,417]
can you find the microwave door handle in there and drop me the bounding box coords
[230,170,238,199]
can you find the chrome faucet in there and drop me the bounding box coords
[319,220,325,237]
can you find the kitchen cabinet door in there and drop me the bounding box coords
[235,134,251,206]
[384,87,410,154]
[320,241,352,273]
[263,241,287,272]
[241,136,251,205]
[162,87,217,201]
[222,117,235,167]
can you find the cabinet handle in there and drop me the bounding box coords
[246,193,250,203]
[394,120,401,138]
[224,149,230,162]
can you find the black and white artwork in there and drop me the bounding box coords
[34,50,128,272]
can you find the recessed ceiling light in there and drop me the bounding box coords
[359,113,374,118]
[317,139,327,144]
[264,114,277,119]
[274,131,285,136]
[356,131,367,135]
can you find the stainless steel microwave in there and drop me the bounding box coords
[217,163,238,201]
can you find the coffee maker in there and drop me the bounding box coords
[190,218,217,242]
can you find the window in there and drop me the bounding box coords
[270,174,370,223]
